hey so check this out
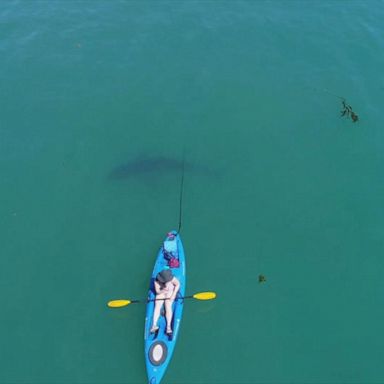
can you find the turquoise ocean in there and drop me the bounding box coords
[1,1,384,383]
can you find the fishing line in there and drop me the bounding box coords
[176,150,186,234]
[312,87,345,100]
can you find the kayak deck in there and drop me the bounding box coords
[144,231,186,384]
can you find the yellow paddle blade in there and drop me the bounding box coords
[107,300,131,308]
[193,292,216,300]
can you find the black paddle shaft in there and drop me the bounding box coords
[134,295,192,304]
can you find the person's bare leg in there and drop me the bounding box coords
[164,299,174,333]
[150,295,165,332]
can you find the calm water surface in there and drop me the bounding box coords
[1,1,384,383]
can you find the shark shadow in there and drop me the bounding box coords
[108,155,219,182]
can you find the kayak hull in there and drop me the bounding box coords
[144,231,186,384]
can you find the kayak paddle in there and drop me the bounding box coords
[107,291,216,308]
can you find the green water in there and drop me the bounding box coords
[1,1,384,383]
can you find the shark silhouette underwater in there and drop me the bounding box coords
[108,155,217,181]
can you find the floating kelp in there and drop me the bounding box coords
[312,88,359,123]
[341,99,359,123]
[258,274,266,283]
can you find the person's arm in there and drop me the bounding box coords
[170,277,180,301]
[154,280,162,294]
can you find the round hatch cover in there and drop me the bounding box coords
[148,341,168,366]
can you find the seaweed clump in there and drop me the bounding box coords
[341,99,359,122]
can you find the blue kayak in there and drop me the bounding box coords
[144,230,186,384]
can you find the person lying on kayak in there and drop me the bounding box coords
[150,268,180,335]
